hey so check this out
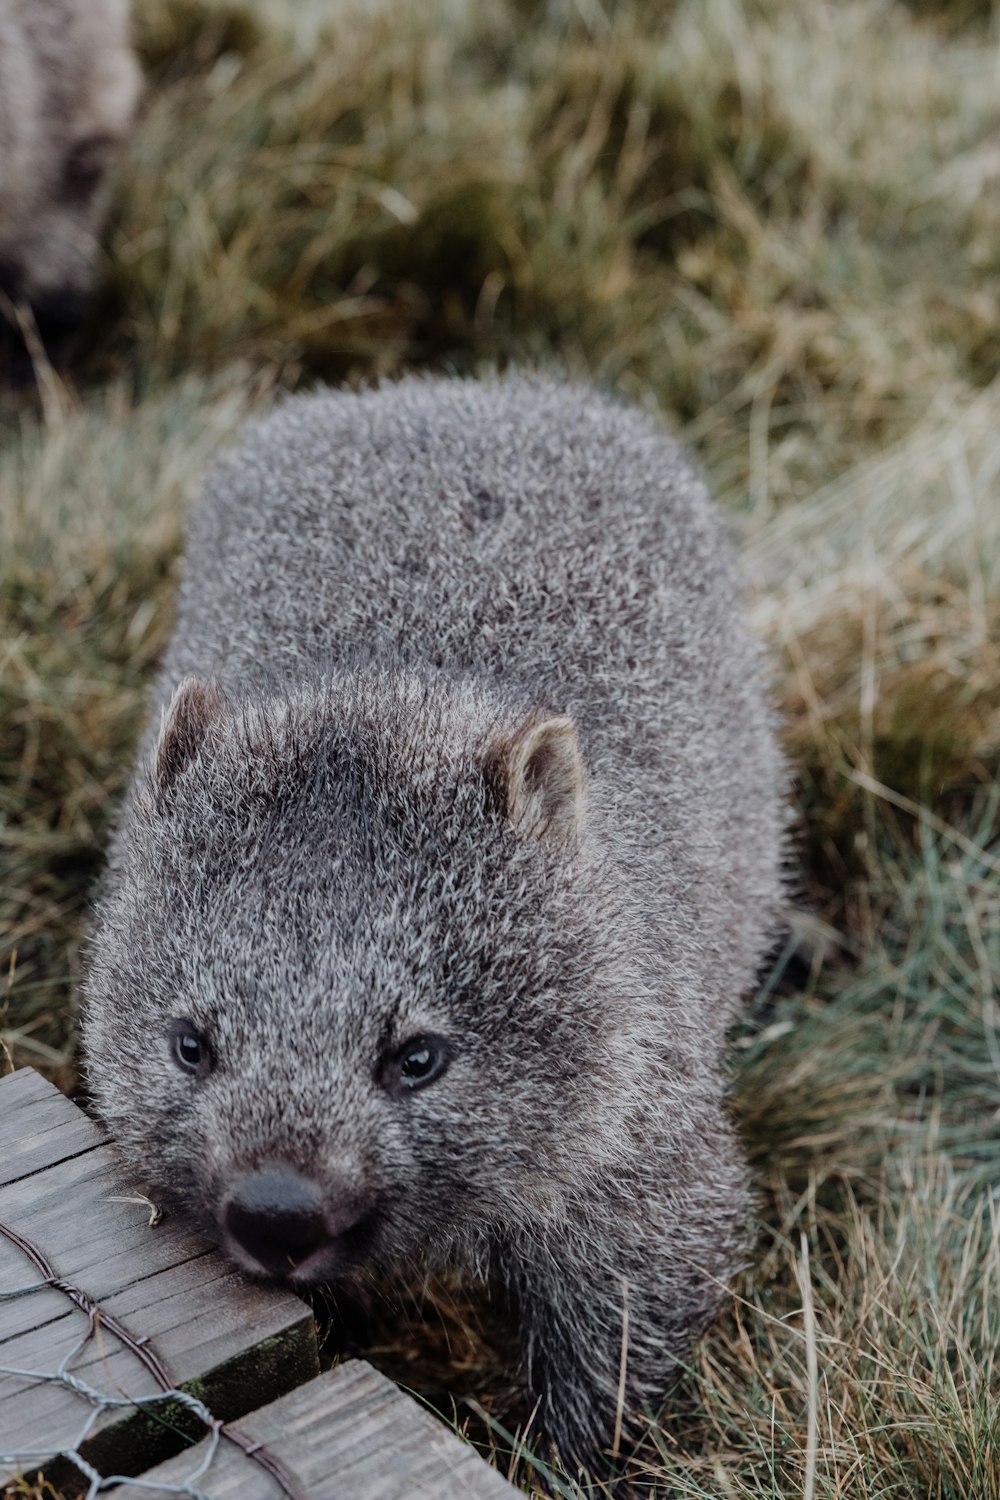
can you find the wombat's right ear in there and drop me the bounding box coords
[488,714,586,847]
[154,677,223,791]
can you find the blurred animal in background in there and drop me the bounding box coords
[0,0,140,366]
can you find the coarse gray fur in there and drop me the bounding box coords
[0,0,140,327]
[82,373,787,1477]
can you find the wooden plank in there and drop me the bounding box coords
[0,1147,216,1344]
[0,1068,319,1488]
[0,1068,105,1188]
[115,1362,522,1500]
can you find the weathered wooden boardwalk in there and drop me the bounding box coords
[115,1364,518,1500]
[0,1068,519,1498]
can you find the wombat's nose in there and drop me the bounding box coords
[223,1166,333,1276]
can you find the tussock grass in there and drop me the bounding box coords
[2,0,1000,1494]
[748,393,1000,923]
[92,0,999,498]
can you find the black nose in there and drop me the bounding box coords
[224,1166,331,1276]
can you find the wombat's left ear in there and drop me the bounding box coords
[154,676,223,791]
[489,715,586,846]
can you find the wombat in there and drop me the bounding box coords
[0,0,140,343]
[82,374,786,1476]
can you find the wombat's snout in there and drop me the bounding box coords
[0,257,88,335]
[222,1164,372,1281]
[30,284,90,339]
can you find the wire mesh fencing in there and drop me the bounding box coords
[0,1216,307,1500]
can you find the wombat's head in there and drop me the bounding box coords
[83,673,639,1286]
[0,30,140,344]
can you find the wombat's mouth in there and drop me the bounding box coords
[288,1208,381,1287]
[220,1202,382,1288]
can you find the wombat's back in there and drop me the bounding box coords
[162,373,785,1016]
[168,377,744,716]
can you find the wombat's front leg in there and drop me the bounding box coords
[507,1179,744,1479]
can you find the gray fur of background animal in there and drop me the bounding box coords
[82,373,786,1475]
[0,0,140,331]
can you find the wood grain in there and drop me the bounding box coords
[0,1068,105,1189]
[113,1362,522,1500]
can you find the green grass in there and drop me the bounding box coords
[2,0,1000,1494]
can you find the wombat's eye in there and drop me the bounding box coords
[62,135,111,202]
[168,1019,212,1077]
[382,1034,452,1095]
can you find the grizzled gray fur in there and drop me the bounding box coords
[82,374,786,1475]
[0,0,140,332]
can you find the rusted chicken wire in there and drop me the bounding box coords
[0,1217,308,1500]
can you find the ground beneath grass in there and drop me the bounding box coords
[2,0,1000,1495]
